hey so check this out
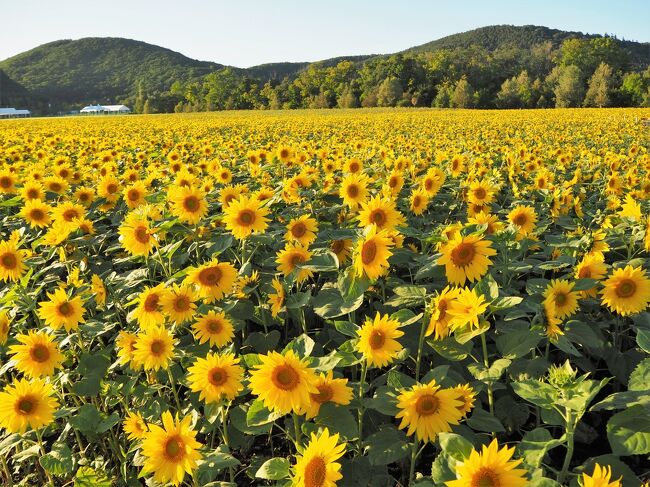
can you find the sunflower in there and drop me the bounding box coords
[601,265,650,316]
[0,170,16,193]
[74,186,96,206]
[0,377,59,433]
[395,379,464,442]
[185,260,238,303]
[451,384,476,419]
[590,229,610,255]
[97,175,121,202]
[267,278,285,317]
[330,239,353,264]
[446,439,528,487]
[119,213,156,257]
[543,279,579,320]
[0,311,9,345]
[446,287,488,331]
[140,411,202,486]
[38,287,86,332]
[438,234,496,285]
[132,285,170,329]
[187,352,244,403]
[191,310,234,347]
[123,411,148,441]
[285,215,319,246]
[339,173,369,209]
[160,284,198,324]
[409,189,430,215]
[354,225,394,280]
[426,286,461,339]
[468,212,504,235]
[91,274,107,307]
[356,312,404,368]
[52,201,86,229]
[305,371,354,419]
[579,464,622,487]
[544,301,564,341]
[358,195,405,231]
[116,330,139,367]
[574,252,607,297]
[222,195,270,240]
[169,185,208,225]
[123,181,148,209]
[132,326,175,371]
[0,239,28,282]
[19,199,52,228]
[467,180,495,205]
[249,350,318,415]
[421,167,445,196]
[9,331,64,378]
[292,428,346,487]
[508,205,537,236]
[20,181,45,201]
[276,243,313,283]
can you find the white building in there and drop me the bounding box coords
[80,104,131,115]
[0,108,31,118]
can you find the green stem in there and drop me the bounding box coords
[221,405,234,483]
[35,429,54,486]
[0,453,12,487]
[480,333,494,416]
[357,360,368,454]
[293,414,302,447]
[414,314,428,382]
[558,412,575,485]
[408,438,420,486]
[167,368,182,412]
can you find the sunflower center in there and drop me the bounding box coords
[290,253,305,267]
[312,385,333,404]
[471,467,501,487]
[128,189,140,201]
[134,226,150,244]
[49,182,62,192]
[451,242,476,267]
[143,294,159,312]
[17,396,36,415]
[371,209,386,226]
[206,319,223,334]
[368,329,385,350]
[183,195,201,212]
[1,252,17,270]
[272,364,299,391]
[361,240,377,265]
[27,188,40,199]
[389,176,398,188]
[30,209,45,221]
[578,267,592,278]
[554,292,568,306]
[474,187,487,200]
[349,162,360,173]
[0,176,12,188]
[280,149,289,159]
[209,367,228,386]
[291,222,307,238]
[238,209,256,226]
[30,344,51,363]
[346,184,359,198]
[164,435,185,461]
[106,183,118,194]
[58,301,73,317]
[616,279,637,298]
[63,209,80,221]
[413,196,422,207]
[150,339,165,356]
[304,456,327,487]
[173,295,191,312]
[513,213,528,226]
[437,299,449,320]
[415,393,440,416]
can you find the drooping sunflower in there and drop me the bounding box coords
[132,285,170,329]
[0,238,28,283]
[426,286,461,339]
[140,411,202,486]
[446,287,488,332]
[160,284,198,325]
[191,310,234,347]
[395,379,464,442]
[119,213,156,257]
[579,464,622,487]
[438,234,496,285]
[544,301,564,341]
[354,225,394,280]
[185,260,238,303]
[285,214,319,246]
[115,330,139,367]
[222,195,270,240]
[186,352,244,403]
[446,439,528,487]
[267,278,285,318]
[601,265,650,316]
[292,428,346,487]
[508,205,537,236]
[38,287,86,332]
[355,312,404,368]
[123,411,148,441]
[132,326,175,371]
[276,243,313,283]
[0,377,59,433]
[249,350,318,415]
[358,195,405,231]
[543,279,579,320]
[305,371,354,419]
[169,185,208,225]
[9,331,64,378]
[19,199,52,228]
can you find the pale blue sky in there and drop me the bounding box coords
[1,0,648,67]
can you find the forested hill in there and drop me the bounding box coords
[1,25,648,114]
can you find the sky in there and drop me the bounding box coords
[1,0,648,67]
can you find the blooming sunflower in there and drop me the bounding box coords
[191,310,234,347]
[115,330,139,367]
[123,411,148,441]
[330,239,353,264]
[451,384,476,419]
[468,212,504,235]
[353,225,394,280]
[249,350,318,415]
[140,411,202,486]
[38,287,86,332]
[0,377,59,433]
[358,195,405,231]
[160,284,198,325]
[579,464,622,487]
[132,285,169,329]
[467,180,496,205]
[285,214,319,246]
[276,243,313,283]
[9,331,64,378]
[508,205,537,236]
[543,279,579,320]
[395,379,464,442]
[426,286,461,339]
[119,213,156,257]
[169,185,208,225]
[0,238,28,283]
[446,439,528,487]
[292,428,346,487]
[305,371,354,419]
[339,173,369,209]
[187,352,244,403]
[222,195,270,240]
[19,199,52,228]
[438,234,496,285]
[575,252,607,297]
[446,287,488,331]
[356,312,404,368]
[132,326,175,371]
[185,260,238,303]
[601,265,650,316]
[267,278,285,317]
[409,189,430,215]
[123,181,148,209]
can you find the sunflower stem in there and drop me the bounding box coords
[414,313,427,382]
[167,368,182,412]
[1,453,12,486]
[480,333,494,417]
[221,405,234,483]
[292,413,302,447]
[558,411,575,484]
[408,438,420,486]
[35,429,54,486]
[357,360,368,454]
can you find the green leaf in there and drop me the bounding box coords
[466,408,505,432]
[246,399,284,427]
[637,328,650,354]
[431,452,458,484]
[285,291,311,309]
[429,336,474,360]
[629,358,650,391]
[255,458,291,480]
[283,333,315,358]
[572,278,599,291]
[74,466,111,487]
[384,285,427,308]
[315,403,358,441]
[72,351,111,396]
[39,443,73,476]
[590,390,650,411]
[438,433,473,461]
[196,446,241,484]
[454,320,490,344]
[69,404,102,437]
[475,273,499,300]
[490,296,523,312]
[333,320,360,337]
[365,427,410,466]
[312,284,364,319]
[467,358,511,383]
[496,329,543,359]
[607,404,650,456]
[512,380,556,409]
[517,428,564,468]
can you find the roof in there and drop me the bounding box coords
[80,104,130,112]
[0,107,31,115]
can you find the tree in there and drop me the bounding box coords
[433,82,453,108]
[142,98,153,114]
[451,77,474,108]
[553,65,584,108]
[583,63,613,107]
[496,78,519,108]
[619,72,645,106]
[376,77,402,107]
[338,85,360,108]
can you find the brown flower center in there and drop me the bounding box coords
[471,467,500,487]
[346,184,359,198]
[183,195,201,212]
[206,319,223,334]
[473,187,487,200]
[616,279,636,298]
[237,209,256,226]
[272,364,299,391]
[361,240,377,265]
[209,367,228,386]
[304,456,327,487]
[368,329,385,350]
[58,301,73,317]
[370,209,386,227]
[164,435,185,461]
[173,295,191,312]
[0,176,12,189]
[331,240,344,254]
[17,396,36,415]
[1,252,17,270]
[63,209,80,221]
[128,189,141,201]
[312,385,333,404]
[30,344,51,363]
[513,213,528,226]
[30,209,45,221]
[415,393,440,416]
[134,226,150,244]
[290,253,306,267]
[150,339,165,356]
[554,292,568,306]
[450,242,476,267]
[291,222,307,238]
[106,183,118,194]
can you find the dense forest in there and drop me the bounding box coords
[0,25,648,114]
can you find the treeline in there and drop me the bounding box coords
[131,37,650,113]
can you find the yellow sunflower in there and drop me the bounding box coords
[222,195,270,240]
[115,330,139,368]
[543,279,579,320]
[410,189,430,215]
[446,439,528,487]
[601,265,650,316]
[19,199,52,228]
[169,185,208,225]
[285,214,319,246]
[267,278,286,317]
[468,212,504,235]
[186,352,244,403]
[446,287,488,331]
[0,377,59,433]
[9,331,64,378]
[395,379,464,442]
[123,411,148,441]
[358,195,405,231]
[38,287,86,332]
[140,411,202,486]
[0,238,28,283]
[160,284,198,324]
[123,181,148,209]
[356,312,404,368]
[438,234,496,285]
[249,350,318,415]
[132,326,175,371]
[0,311,9,345]
[276,243,313,283]
[292,428,346,487]
[451,384,476,419]
[339,173,369,209]
[132,285,170,329]
[305,371,354,419]
[191,310,234,347]
[508,205,537,236]
[575,252,607,297]
[354,225,394,280]
[426,286,461,339]
[579,464,622,487]
[185,260,238,303]
[119,213,156,257]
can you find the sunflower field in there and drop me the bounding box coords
[0,108,649,487]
